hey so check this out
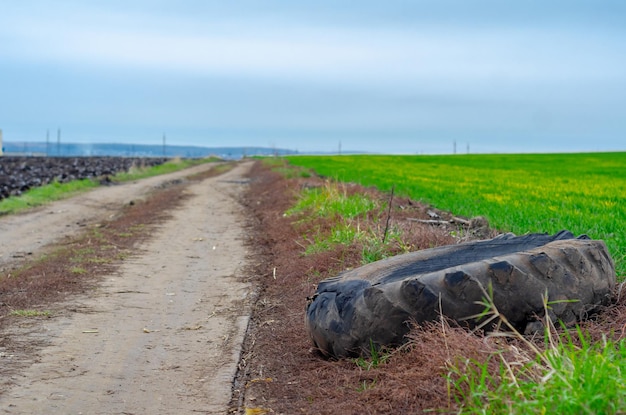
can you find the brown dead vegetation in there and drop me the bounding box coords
[236,161,481,413]
[236,159,626,414]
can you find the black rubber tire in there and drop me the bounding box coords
[305,231,616,358]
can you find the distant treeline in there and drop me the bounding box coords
[3,141,298,159]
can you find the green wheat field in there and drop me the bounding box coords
[286,152,626,277]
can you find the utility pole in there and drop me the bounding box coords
[162,133,166,157]
[57,128,61,156]
[338,140,342,155]
[453,140,457,154]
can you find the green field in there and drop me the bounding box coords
[285,152,626,276]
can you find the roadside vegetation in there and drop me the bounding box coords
[448,284,626,414]
[0,178,100,215]
[112,156,220,182]
[240,156,626,414]
[284,180,399,261]
[0,157,219,215]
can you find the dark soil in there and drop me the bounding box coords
[0,156,168,199]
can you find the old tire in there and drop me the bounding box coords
[305,231,616,358]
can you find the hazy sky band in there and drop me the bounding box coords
[1,1,625,154]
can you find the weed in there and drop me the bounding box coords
[75,247,96,256]
[356,378,377,392]
[285,179,395,263]
[90,227,105,240]
[361,226,406,264]
[70,247,97,264]
[352,338,388,398]
[361,241,387,264]
[302,219,392,259]
[9,309,51,317]
[354,339,391,371]
[116,251,130,260]
[285,181,377,220]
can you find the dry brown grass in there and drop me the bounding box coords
[236,160,626,414]
[236,161,477,413]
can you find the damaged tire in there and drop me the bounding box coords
[305,231,616,358]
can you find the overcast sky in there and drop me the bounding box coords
[1,1,625,154]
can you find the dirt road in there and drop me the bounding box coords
[0,162,254,414]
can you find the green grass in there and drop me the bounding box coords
[284,180,403,263]
[303,220,366,255]
[111,156,219,182]
[0,178,100,215]
[354,339,391,371]
[9,309,51,317]
[70,266,87,274]
[286,153,626,276]
[449,337,626,414]
[448,285,626,414]
[0,156,218,215]
[285,181,377,219]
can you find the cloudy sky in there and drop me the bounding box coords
[1,1,625,154]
